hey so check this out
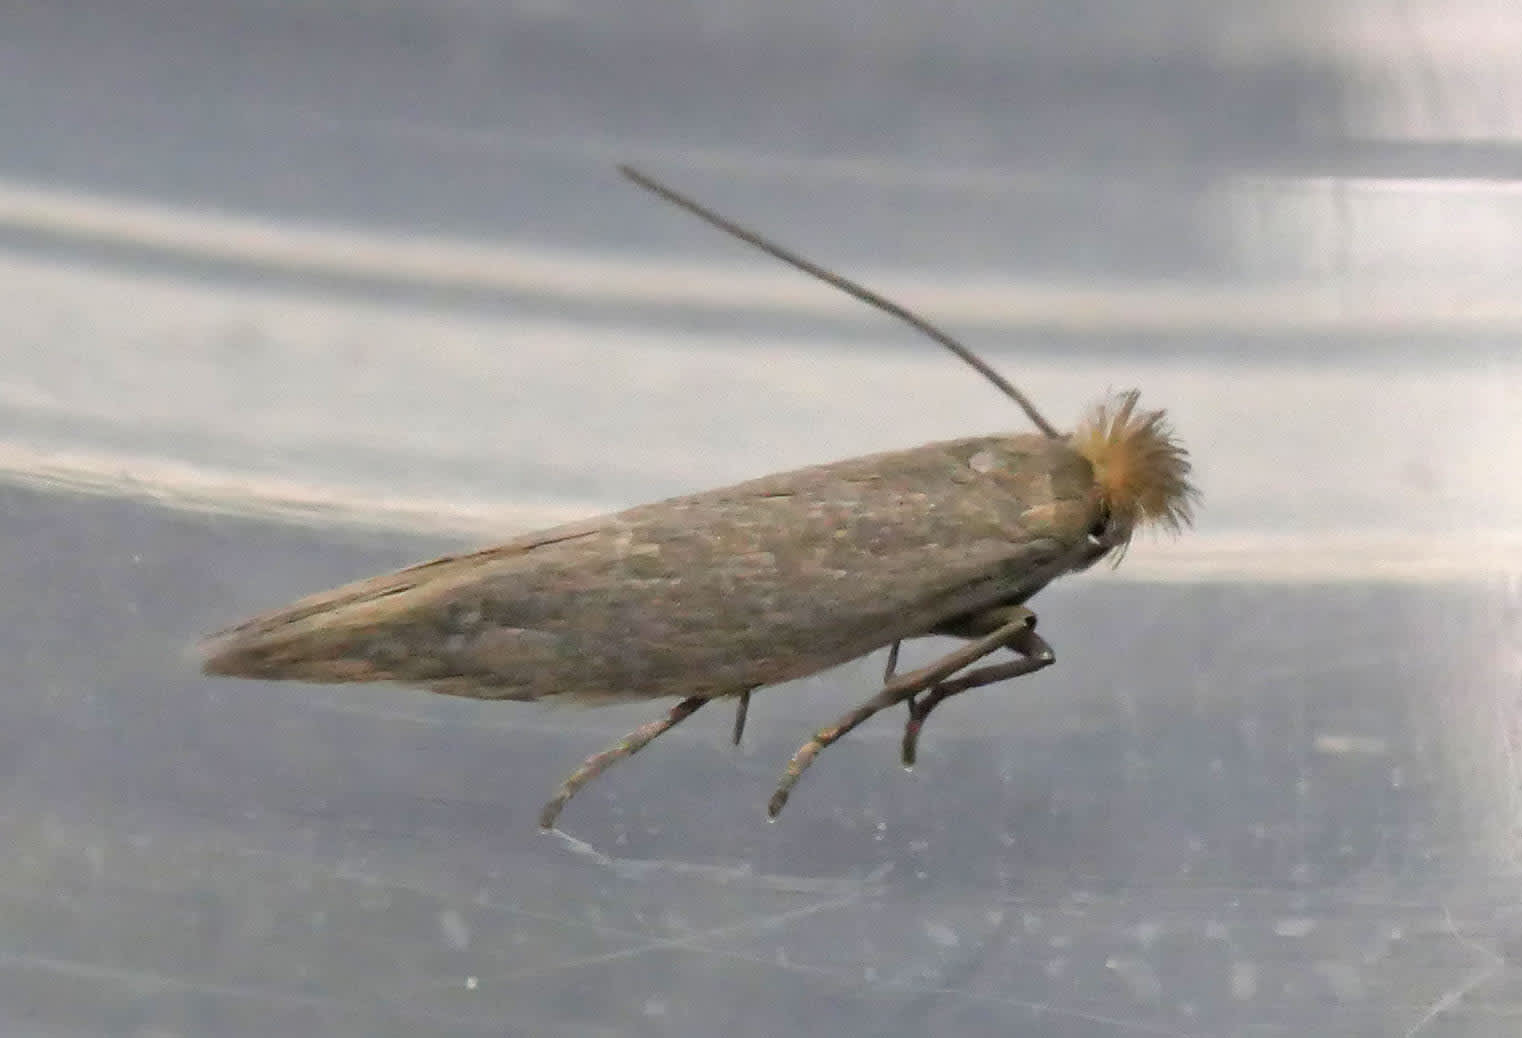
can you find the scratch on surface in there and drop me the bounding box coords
[548,827,894,893]
[228,835,1203,1036]
[499,887,869,982]
[1402,906,1504,1038]
[509,844,1214,1037]
[506,911,1210,1037]
[0,951,510,1032]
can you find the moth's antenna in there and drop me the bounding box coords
[619,164,1060,440]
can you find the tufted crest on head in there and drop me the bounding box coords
[1071,390,1198,555]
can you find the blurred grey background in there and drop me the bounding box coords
[2,1,1521,1035]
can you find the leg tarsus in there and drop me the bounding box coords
[540,696,707,830]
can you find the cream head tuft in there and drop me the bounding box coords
[1072,390,1198,555]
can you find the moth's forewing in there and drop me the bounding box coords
[202,433,1100,704]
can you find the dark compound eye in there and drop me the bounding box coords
[1089,504,1111,540]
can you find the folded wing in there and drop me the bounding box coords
[200,433,1097,703]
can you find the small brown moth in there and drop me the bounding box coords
[201,165,1198,829]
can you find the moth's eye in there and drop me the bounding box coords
[1089,505,1111,540]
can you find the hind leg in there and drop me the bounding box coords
[539,696,708,829]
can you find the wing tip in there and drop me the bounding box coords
[194,621,378,683]
[195,627,267,678]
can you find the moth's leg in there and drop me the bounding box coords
[902,620,1053,767]
[539,695,708,830]
[882,640,902,682]
[903,606,1047,763]
[768,615,1033,818]
[927,603,1037,641]
[731,689,751,746]
[906,605,1039,754]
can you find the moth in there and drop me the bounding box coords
[201,165,1198,829]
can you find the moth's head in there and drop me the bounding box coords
[1070,390,1198,560]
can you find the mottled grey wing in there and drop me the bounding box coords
[201,433,1098,703]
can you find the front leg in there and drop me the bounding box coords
[902,612,1053,767]
[886,606,1052,764]
[768,612,1038,818]
[928,602,1039,641]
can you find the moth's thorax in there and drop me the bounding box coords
[947,433,1102,548]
